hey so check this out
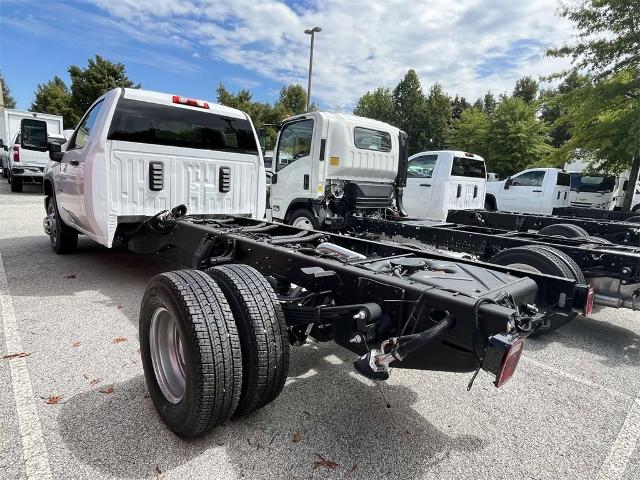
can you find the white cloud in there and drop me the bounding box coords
[87,0,576,109]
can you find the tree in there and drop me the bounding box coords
[513,76,539,104]
[472,98,484,110]
[68,55,140,118]
[353,87,396,125]
[274,85,308,117]
[30,76,77,127]
[393,70,428,154]
[448,107,490,159]
[0,71,16,108]
[547,0,640,210]
[424,83,451,149]
[482,91,497,115]
[486,97,552,176]
[450,95,470,120]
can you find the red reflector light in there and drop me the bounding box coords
[12,146,19,162]
[584,285,594,316]
[172,95,209,109]
[494,337,525,387]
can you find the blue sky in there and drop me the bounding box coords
[0,0,573,113]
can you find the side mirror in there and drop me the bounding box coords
[271,173,278,184]
[504,177,512,189]
[20,119,48,151]
[47,141,64,162]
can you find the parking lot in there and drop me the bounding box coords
[0,180,638,480]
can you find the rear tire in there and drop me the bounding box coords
[490,245,583,332]
[46,195,78,254]
[140,270,243,438]
[288,208,319,230]
[205,264,290,416]
[538,223,589,238]
[10,176,23,193]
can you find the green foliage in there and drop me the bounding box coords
[424,83,451,150]
[274,85,308,117]
[513,76,538,104]
[448,107,490,158]
[68,55,140,118]
[393,70,429,154]
[30,76,77,127]
[450,95,470,120]
[353,87,396,125]
[486,97,552,176]
[482,92,497,115]
[1,72,17,109]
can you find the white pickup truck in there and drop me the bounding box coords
[484,168,570,215]
[33,88,265,252]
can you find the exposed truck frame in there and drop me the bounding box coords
[446,210,640,246]
[553,206,640,222]
[345,216,639,311]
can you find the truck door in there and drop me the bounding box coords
[502,170,546,214]
[57,99,106,230]
[269,119,316,220]
[403,154,438,218]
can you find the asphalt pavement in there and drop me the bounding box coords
[0,177,639,480]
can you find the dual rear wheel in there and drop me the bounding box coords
[139,265,289,438]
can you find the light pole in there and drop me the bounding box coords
[304,26,321,112]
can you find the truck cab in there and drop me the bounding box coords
[268,111,406,229]
[403,150,486,221]
[485,168,570,215]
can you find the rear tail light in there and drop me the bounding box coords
[12,146,19,162]
[482,333,525,387]
[172,95,209,109]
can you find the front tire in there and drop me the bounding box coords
[140,270,243,438]
[206,264,290,416]
[46,195,78,254]
[288,208,319,230]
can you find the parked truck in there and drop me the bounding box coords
[484,168,571,215]
[19,88,592,439]
[1,109,64,191]
[564,158,619,210]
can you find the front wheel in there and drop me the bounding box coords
[288,208,319,230]
[140,270,243,438]
[45,195,78,254]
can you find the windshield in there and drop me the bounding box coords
[108,98,258,154]
[569,173,616,193]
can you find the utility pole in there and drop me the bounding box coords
[304,26,322,112]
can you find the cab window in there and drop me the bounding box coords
[68,100,105,150]
[354,127,391,152]
[407,155,437,178]
[276,119,313,171]
[511,170,545,187]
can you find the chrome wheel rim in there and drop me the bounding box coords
[149,306,187,404]
[505,263,541,274]
[292,217,313,230]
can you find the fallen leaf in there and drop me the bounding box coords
[292,432,302,443]
[117,305,124,310]
[302,410,311,417]
[269,434,277,446]
[89,378,100,386]
[112,336,127,344]
[83,373,89,379]
[65,273,77,279]
[98,385,114,394]
[155,465,164,479]
[2,352,30,360]
[72,341,81,348]
[350,464,358,473]
[155,466,162,474]
[313,453,338,470]
[45,395,62,405]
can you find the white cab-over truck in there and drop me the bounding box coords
[485,168,570,215]
[268,113,485,227]
[564,158,618,210]
[39,88,265,252]
[1,110,64,191]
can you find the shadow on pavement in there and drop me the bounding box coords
[58,342,484,479]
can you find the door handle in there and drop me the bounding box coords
[419,183,432,187]
[303,174,309,190]
[533,189,542,192]
[70,160,79,167]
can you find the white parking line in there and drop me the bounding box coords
[597,395,640,480]
[0,251,53,480]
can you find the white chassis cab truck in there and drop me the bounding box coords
[403,151,486,221]
[39,88,265,252]
[484,168,571,215]
[268,112,407,229]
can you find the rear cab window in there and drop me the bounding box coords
[107,98,258,154]
[556,172,570,186]
[450,156,486,178]
[354,127,391,152]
